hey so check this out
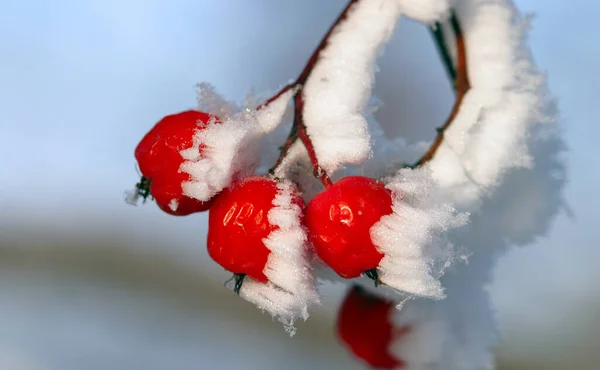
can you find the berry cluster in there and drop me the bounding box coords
[132,109,397,291]
[122,0,506,366]
[128,1,471,305]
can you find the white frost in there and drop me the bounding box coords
[180,113,262,201]
[372,168,468,299]
[303,0,399,174]
[428,0,554,211]
[182,85,296,201]
[388,273,497,370]
[168,199,178,212]
[255,87,295,133]
[302,0,450,175]
[393,0,450,24]
[239,180,320,335]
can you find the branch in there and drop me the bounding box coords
[263,0,360,187]
[412,12,470,168]
[261,4,468,179]
[256,84,295,110]
[294,93,334,188]
[429,21,456,84]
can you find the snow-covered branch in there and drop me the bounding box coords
[129,0,565,365]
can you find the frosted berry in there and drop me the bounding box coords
[133,110,220,216]
[305,176,393,279]
[207,176,304,293]
[337,285,406,369]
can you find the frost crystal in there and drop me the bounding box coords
[180,113,261,201]
[372,168,468,300]
[239,180,320,335]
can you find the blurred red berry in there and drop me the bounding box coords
[337,285,406,369]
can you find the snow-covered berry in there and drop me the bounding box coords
[207,176,305,290]
[134,110,220,215]
[305,176,393,279]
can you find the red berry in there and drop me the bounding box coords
[207,177,304,284]
[133,110,219,215]
[305,176,392,279]
[337,286,406,369]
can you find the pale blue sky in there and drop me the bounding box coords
[0,0,598,358]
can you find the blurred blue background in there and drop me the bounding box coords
[0,0,598,368]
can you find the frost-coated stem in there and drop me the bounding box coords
[265,0,360,183]
[257,84,294,110]
[295,0,360,85]
[295,93,334,188]
[413,12,470,168]
[263,2,466,180]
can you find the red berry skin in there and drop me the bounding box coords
[337,286,405,369]
[305,176,392,279]
[207,177,304,283]
[134,110,219,215]
[150,177,215,216]
[135,110,217,179]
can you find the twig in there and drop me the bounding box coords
[261,5,469,177]
[256,84,295,110]
[412,12,470,168]
[233,273,246,295]
[263,0,360,187]
[429,21,456,84]
[294,93,334,188]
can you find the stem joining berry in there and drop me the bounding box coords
[135,176,152,203]
[364,268,382,287]
[233,273,246,295]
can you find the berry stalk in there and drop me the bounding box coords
[263,0,361,187]
[134,176,153,203]
[294,93,334,188]
[412,11,471,168]
[260,5,471,178]
[259,0,360,109]
[429,21,457,84]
